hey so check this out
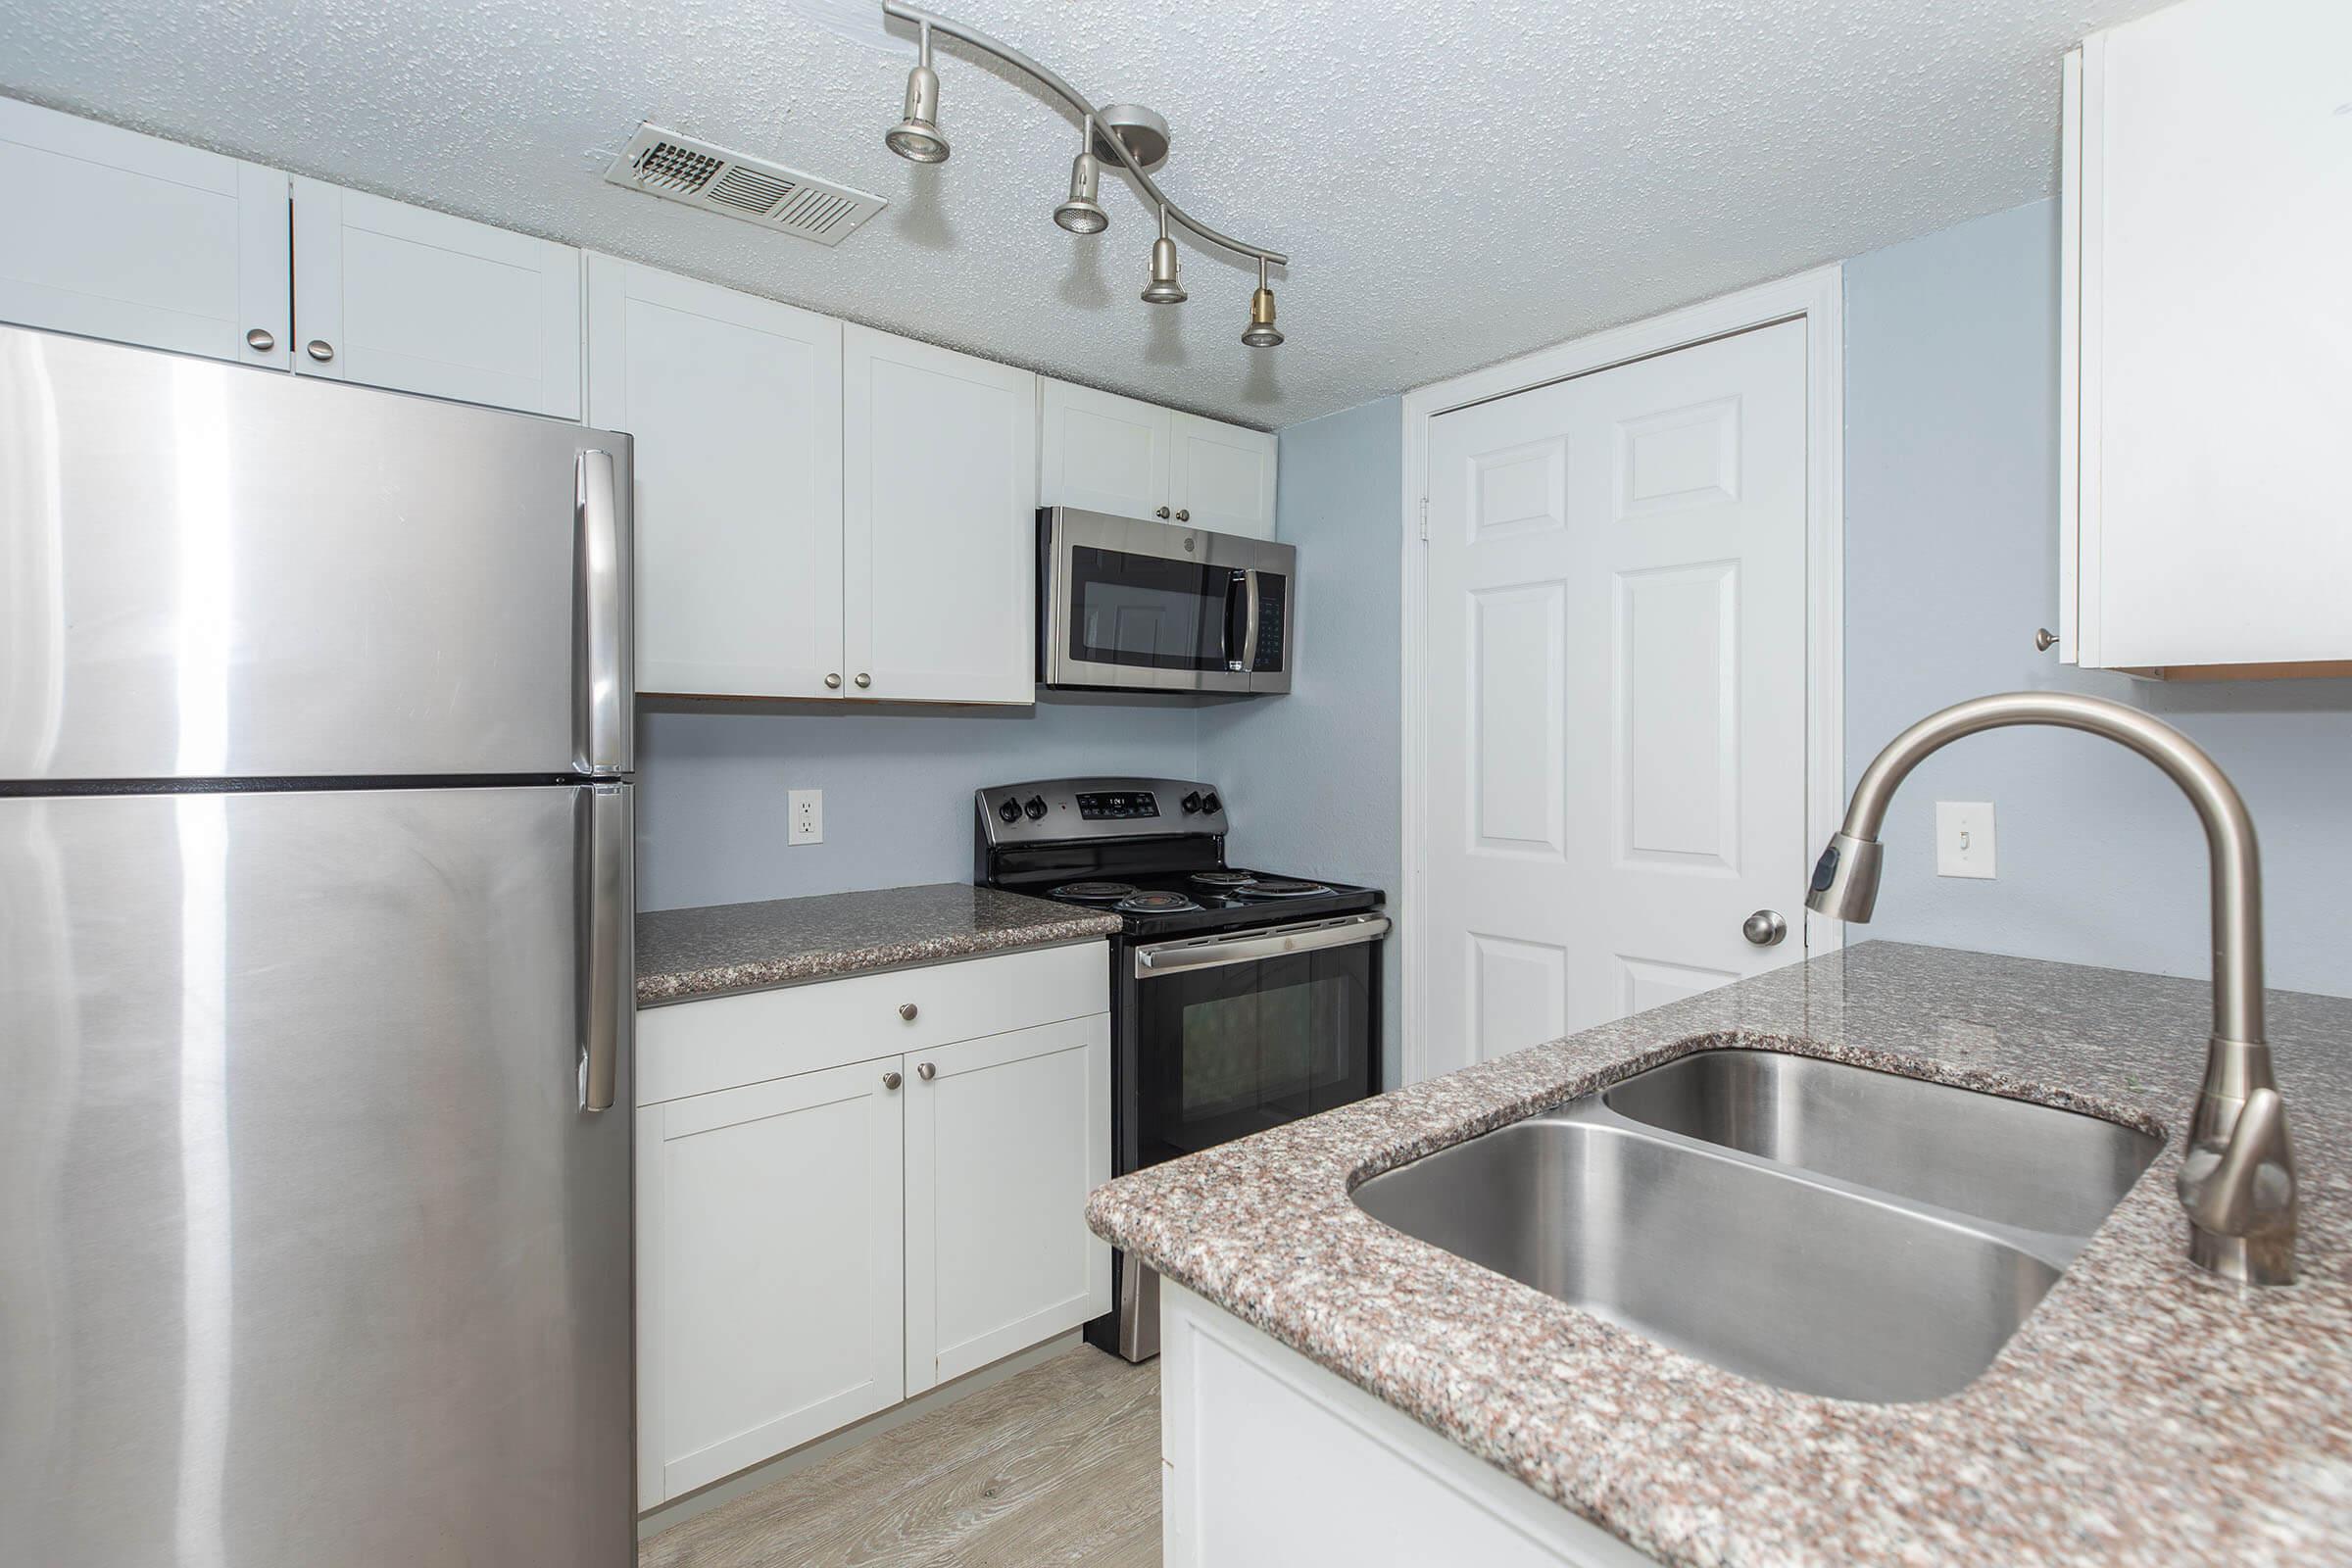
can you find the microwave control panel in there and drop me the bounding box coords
[1250,573,1289,672]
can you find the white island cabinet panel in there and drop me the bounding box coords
[588,257,845,699]
[843,325,1037,705]
[291,179,582,417]
[904,1013,1111,1396]
[0,96,288,368]
[636,1057,906,1507]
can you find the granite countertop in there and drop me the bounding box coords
[635,883,1119,1004]
[1088,941,2352,1566]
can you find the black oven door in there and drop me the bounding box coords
[1127,915,1386,1167]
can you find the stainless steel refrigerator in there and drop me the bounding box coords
[0,323,636,1566]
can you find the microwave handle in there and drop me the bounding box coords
[1240,569,1263,674]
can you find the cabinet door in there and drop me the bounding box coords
[1169,411,1279,539]
[0,98,288,368]
[904,1014,1111,1396]
[636,1057,906,1506]
[843,325,1038,704]
[291,179,582,417]
[1039,377,1171,520]
[588,257,845,698]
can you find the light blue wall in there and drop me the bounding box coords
[1843,199,2352,997]
[1199,397,1407,1084]
[635,695,1200,910]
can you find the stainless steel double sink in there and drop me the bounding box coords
[1352,1051,2162,1403]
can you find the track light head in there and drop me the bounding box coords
[1141,208,1186,304]
[1054,144,1108,235]
[1242,258,1282,347]
[886,25,950,164]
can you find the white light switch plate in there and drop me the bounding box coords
[788,788,823,846]
[1936,801,1995,879]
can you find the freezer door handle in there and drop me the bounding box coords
[575,449,631,775]
[578,783,631,1112]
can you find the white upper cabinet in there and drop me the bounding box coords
[0,97,288,368]
[1169,410,1279,539]
[292,180,582,418]
[1040,375,1278,538]
[1039,379,1172,518]
[2061,0,2352,674]
[845,325,1038,705]
[588,257,845,699]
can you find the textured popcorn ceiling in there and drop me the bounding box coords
[0,0,2170,427]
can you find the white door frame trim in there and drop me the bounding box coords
[1396,265,1845,1086]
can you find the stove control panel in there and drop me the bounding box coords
[975,777,1228,846]
[1077,791,1158,821]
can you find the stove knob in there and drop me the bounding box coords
[996,797,1022,825]
[1023,795,1049,821]
[1180,791,1204,814]
[1199,792,1222,816]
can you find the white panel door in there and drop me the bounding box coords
[1038,377,1171,520]
[636,1057,906,1507]
[1169,411,1279,539]
[587,257,845,698]
[902,1013,1111,1396]
[843,325,1037,704]
[1422,320,1809,1076]
[291,180,581,417]
[0,98,288,368]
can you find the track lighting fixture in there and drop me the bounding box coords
[879,2,1287,344]
[884,22,950,164]
[1054,117,1109,235]
[1141,207,1187,304]
[1242,257,1282,347]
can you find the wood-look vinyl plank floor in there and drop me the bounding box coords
[641,1347,1159,1568]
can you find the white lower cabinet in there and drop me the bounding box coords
[904,1013,1111,1396]
[633,941,1111,1510]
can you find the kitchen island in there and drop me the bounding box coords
[1088,942,2352,1566]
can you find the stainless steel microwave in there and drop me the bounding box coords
[1039,507,1295,694]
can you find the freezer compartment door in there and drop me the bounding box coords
[0,784,634,1568]
[0,324,633,781]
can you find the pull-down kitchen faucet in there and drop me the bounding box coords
[1807,691,2296,1286]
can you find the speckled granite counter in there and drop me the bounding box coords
[636,883,1118,1004]
[1088,941,2352,1566]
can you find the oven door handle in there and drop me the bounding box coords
[1132,913,1391,979]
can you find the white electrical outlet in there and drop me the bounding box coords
[788,788,823,846]
[1936,801,1996,879]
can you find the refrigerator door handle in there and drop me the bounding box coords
[575,449,631,775]
[577,782,631,1112]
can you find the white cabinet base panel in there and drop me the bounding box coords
[1161,1283,1653,1568]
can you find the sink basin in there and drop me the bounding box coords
[1351,1050,2163,1403]
[1603,1050,2161,1241]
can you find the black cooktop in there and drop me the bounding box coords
[1030,867,1382,937]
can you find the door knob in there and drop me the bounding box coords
[898,1003,917,1021]
[2034,627,2059,652]
[245,326,276,353]
[306,339,334,363]
[1742,908,1788,947]
[1154,506,1171,519]
[855,672,872,689]
[882,1070,903,1091]
[916,1061,936,1081]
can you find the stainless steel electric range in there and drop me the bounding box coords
[975,776,1389,1361]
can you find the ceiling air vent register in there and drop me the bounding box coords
[603,123,887,247]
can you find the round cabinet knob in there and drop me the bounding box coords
[898,1003,918,1021]
[1153,506,1172,519]
[1742,908,1788,947]
[306,339,335,363]
[881,1070,904,1091]
[245,326,276,353]
[916,1061,937,1081]
[996,797,1022,824]
[824,673,843,690]
[1173,509,1190,522]
[2034,627,2059,653]
[854,672,872,689]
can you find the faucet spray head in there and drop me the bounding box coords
[1805,832,1884,922]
